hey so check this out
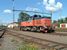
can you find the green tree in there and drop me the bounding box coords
[60,19,64,23]
[58,19,64,23]
[53,20,57,24]
[65,17,67,23]
[57,19,64,27]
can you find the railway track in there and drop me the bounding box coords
[15,31,67,36]
[0,28,6,38]
[46,32,67,36]
[10,28,67,36]
[7,29,67,50]
[27,31,67,36]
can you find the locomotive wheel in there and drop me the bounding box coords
[27,27,31,31]
[31,27,34,32]
[37,29,40,32]
[20,27,22,31]
[20,27,25,31]
[31,27,37,32]
[31,29,34,32]
[47,27,55,33]
[45,30,48,33]
[24,27,27,31]
[36,27,40,32]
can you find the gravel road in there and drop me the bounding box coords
[0,34,23,50]
[0,29,67,50]
[0,33,44,50]
[9,29,67,44]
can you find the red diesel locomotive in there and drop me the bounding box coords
[19,14,55,33]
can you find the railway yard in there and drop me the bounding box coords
[0,0,67,50]
[0,28,67,50]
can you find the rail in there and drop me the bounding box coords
[7,29,67,50]
[0,28,6,38]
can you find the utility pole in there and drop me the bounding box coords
[50,11,53,23]
[12,0,15,29]
[12,0,15,23]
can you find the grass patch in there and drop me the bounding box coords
[56,28,67,32]
[18,41,39,50]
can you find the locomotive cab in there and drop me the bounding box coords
[33,15,41,20]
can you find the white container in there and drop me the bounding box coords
[60,23,67,28]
